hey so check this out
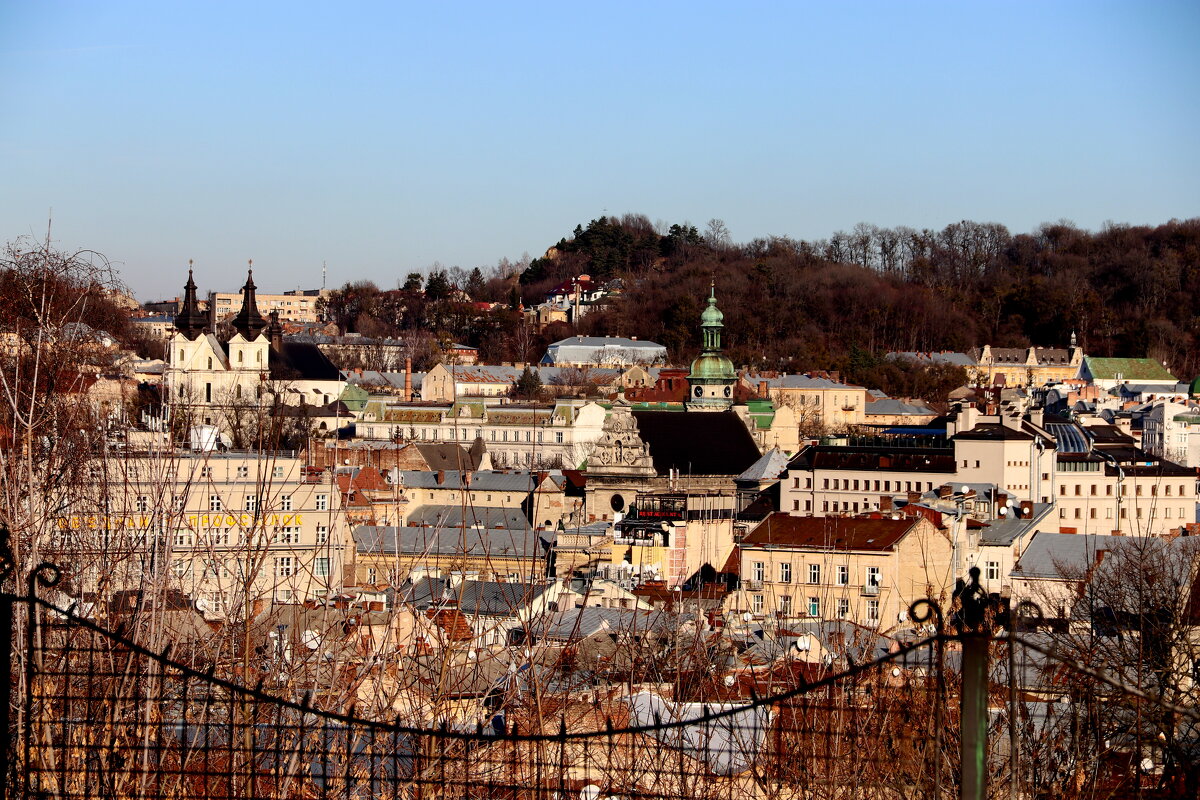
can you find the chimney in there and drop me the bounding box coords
[880,495,894,512]
[404,357,412,399]
[907,491,921,504]
[758,380,768,398]
[996,492,1008,513]
[436,470,445,485]
[1019,500,1033,519]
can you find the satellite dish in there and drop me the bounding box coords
[194,597,210,612]
[897,610,908,623]
[998,506,1007,516]
[741,612,753,623]
[892,667,901,678]
[959,485,969,495]
[723,674,735,687]
[579,785,602,800]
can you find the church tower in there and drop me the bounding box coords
[686,283,737,411]
[227,264,270,372]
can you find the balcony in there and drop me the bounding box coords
[861,583,880,597]
[744,580,763,591]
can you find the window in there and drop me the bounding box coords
[752,561,765,582]
[367,567,377,584]
[204,383,212,403]
[555,432,564,444]
[779,563,792,583]
[245,495,258,512]
[808,597,820,617]
[751,594,764,614]
[1073,508,1081,519]
[278,527,298,544]
[209,495,223,512]
[316,525,328,545]
[200,466,212,478]
[1089,508,1096,519]
[837,598,849,618]
[280,495,292,511]
[315,494,328,511]
[808,564,821,584]
[136,495,149,512]
[237,466,249,478]
[779,595,792,615]
[836,565,848,586]
[313,557,330,578]
[865,566,881,590]
[867,599,880,622]
[275,557,294,578]
[273,466,285,478]
[171,560,190,579]
[986,561,999,581]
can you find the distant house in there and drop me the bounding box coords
[734,514,953,631]
[1079,356,1178,392]
[540,336,667,368]
[971,343,1083,387]
[751,373,869,431]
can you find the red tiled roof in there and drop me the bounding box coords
[742,514,921,551]
[425,607,474,642]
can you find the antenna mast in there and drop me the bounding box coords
[322,260,327,291]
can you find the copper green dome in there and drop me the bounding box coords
[689,352,736,381]
[701,291,724,326]
[687,283,735,382]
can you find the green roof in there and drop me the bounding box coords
[1084,357,1176,382]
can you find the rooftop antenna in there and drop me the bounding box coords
[322,260,327,291]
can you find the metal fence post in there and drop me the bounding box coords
[0,591,11,800]
[961,633,989,800]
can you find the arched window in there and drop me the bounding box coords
[207,357,213,369]
[238,351,244,364]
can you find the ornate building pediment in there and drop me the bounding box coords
[589,408,655,474]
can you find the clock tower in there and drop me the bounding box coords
[686,283,737,411]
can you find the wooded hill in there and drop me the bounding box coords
[522,214,1200,388]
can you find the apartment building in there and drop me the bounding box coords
[754,374,870,431]
[734,515,953,631]
[356,398,607,469]
[54,451,346,618]
[209,288,327,324]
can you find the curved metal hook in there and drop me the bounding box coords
[908,597,944,632]
[0,523,15,586]
[27,562,62,594]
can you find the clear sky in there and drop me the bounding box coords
[2,1,1197,299]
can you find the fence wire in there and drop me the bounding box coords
[6,589,1199,799]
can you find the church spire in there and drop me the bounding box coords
[230,260,268,340]
[173,260,207,341]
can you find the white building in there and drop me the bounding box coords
[540,336,667,367]
[164,269,345,434]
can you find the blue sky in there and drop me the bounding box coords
[1,1,1197,299]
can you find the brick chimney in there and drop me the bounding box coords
[404,357,412,399]
[436,470,445,485]
[880,495,894,511]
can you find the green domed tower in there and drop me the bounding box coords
[686,283,737,411]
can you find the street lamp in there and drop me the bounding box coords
[1096,450,1124,534]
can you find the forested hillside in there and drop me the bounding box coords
[525,215,1200,384]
